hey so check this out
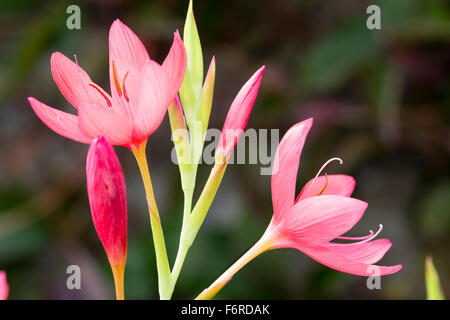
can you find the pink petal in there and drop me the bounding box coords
[78,103,133,146]
[215,66,265,159]
[162,30,187,99]
[132,60,172,143]
[275,195,367,245]
[87,136,127,267]
[0,271,8,300]
[297,244,402,276]
[271,119,313,223]
[51,52,111,109]
[28,97,92,143]
[296,174,355,202]
[324,239,392,264]
[109,19,150,104]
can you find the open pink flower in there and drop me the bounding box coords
[0,271,8,300]
[263,118,402,276]
[87,136,127,298]
[28,19,186,150]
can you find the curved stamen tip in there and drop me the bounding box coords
[340,224,384,245]
[338,230,374,241]
[307,157,344,193]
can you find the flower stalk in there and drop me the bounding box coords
[196,235,273,300]
[131,141,172,300]
[112,264,125,300]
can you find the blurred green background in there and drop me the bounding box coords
[0,0,449,299]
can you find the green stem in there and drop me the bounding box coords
[196,236,272,300]
[187,162,227,241]
[131,141,172,300]
[166,162,227,299]
[170,188,194,288]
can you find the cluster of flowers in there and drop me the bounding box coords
[1,1,401,300]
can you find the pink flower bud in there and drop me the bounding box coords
[0,271,8,300]
[215,66,265,162]
[86,136,127,269]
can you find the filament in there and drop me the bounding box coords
[89,83,112,107]
[307,157,343,193]
[337,230,374,241]
[339,224,383,245]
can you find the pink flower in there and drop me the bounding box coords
[263,118,402,276]
[28,19,186,150]
[86,136,127,298]
[215,66,265,161]
[0,271,8,300]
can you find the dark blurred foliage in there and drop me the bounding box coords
[0,0,449,299]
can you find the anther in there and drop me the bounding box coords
[112,61,122,97]
[89,83,112,107]
[316,173,329,196]
[122,71,129,102]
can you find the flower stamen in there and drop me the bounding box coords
[307,157,343,193]
[337,224,384,245]
[337,230,374,241]
[89,83,112,107]
[316,173,329,196]
[112,61,122,97]
[122,71,129,102]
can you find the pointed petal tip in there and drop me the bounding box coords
[304,117,314,125]
[288,117,314,137]
[109,19,130,36]
[255,65,265,78]
[389,264,403,274]
[111,18,124,27]
[27,96,41,109]
[298,118,313,131]
[208,56,216,70]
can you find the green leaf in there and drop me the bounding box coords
[425,256,445,300]
[180,0,204,129]
[196,57,215,139]
[191,57,215,166]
